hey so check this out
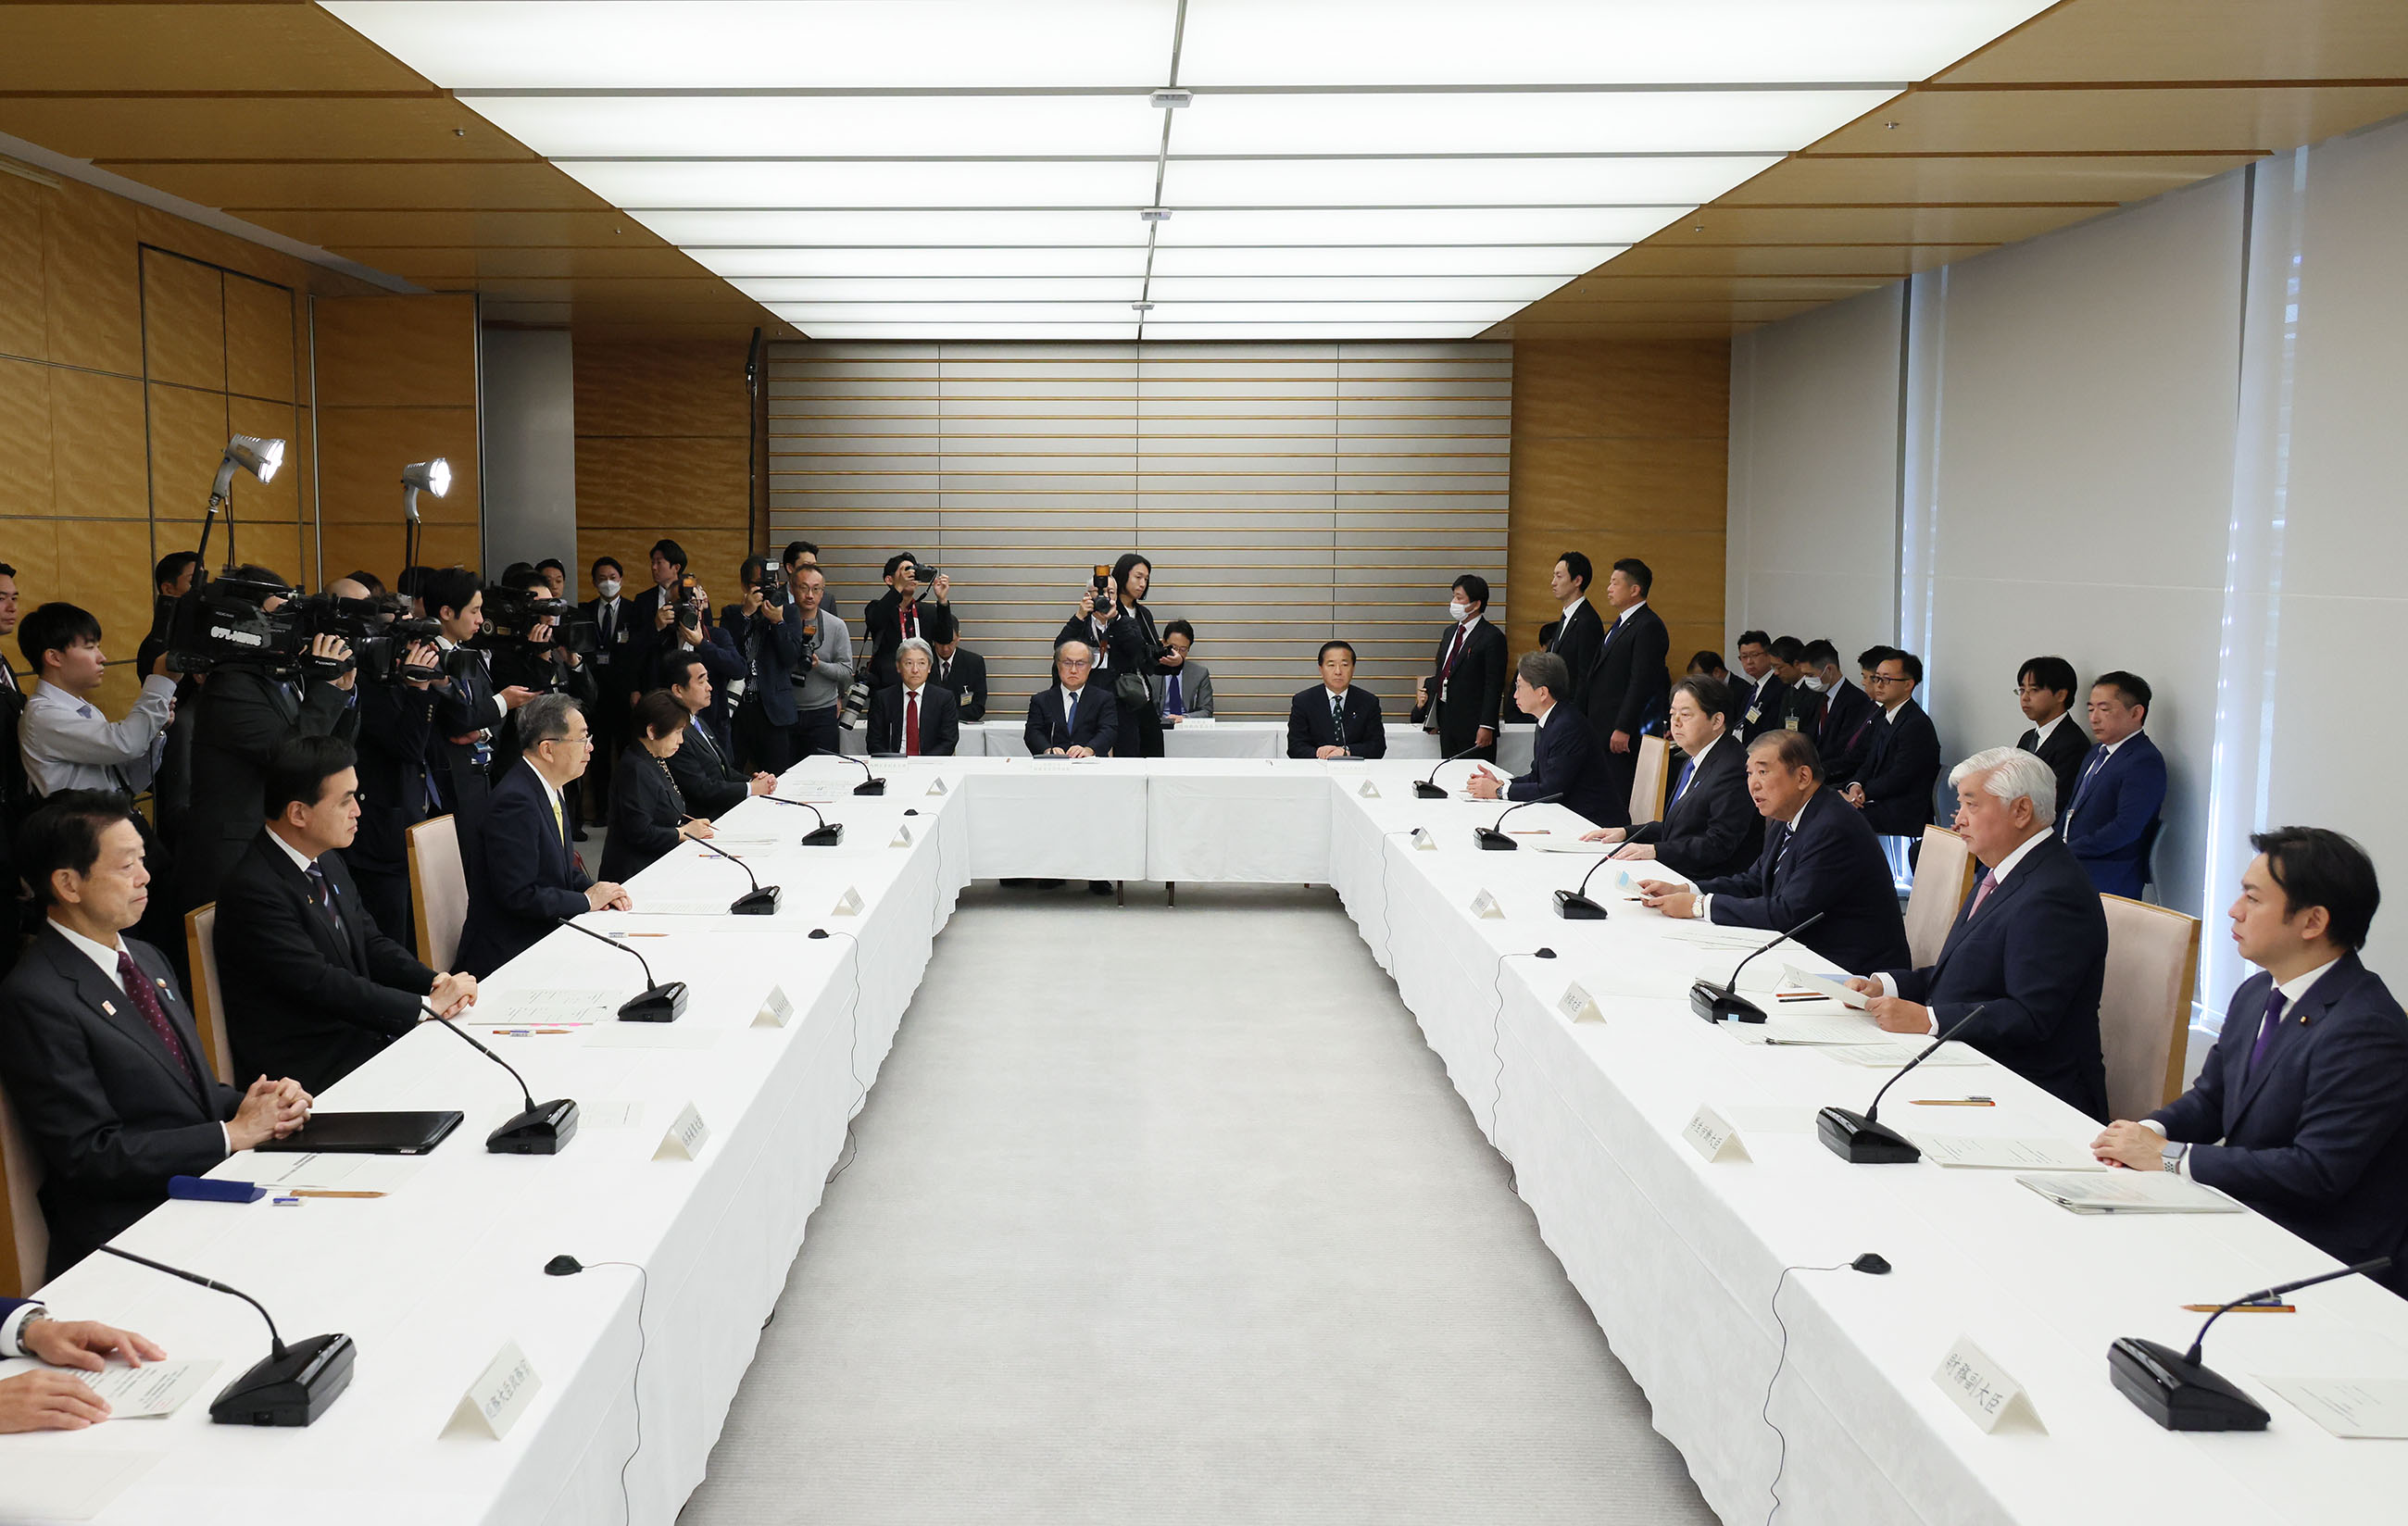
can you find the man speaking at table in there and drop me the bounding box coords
[1848,747,2110,1118]
[459,694,633,978]
[1025,639,1117,757]
[1466,653,1615,825]
[1637,732,1910,978]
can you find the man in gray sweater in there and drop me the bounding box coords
[787,564,855,759]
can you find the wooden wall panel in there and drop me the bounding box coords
[311,295,483,580]
[223,274,296,404]
[313,295,479,407]
[50,368,145,519]
[574,336,756,600]
[140,250,226,393]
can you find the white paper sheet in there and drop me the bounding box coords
[583,1025,721,1050]
[2016,1172,2245,1213]
[1910,1135,2108,1171]
[469,989,623,1027]
[1819,1043,1990,1068]
[1781,968,1872,1009]
[75,1357,222,1418]
[1731,1011,1895,1046]
[244,1153,427,1193]
[2255,1375,2408,1438]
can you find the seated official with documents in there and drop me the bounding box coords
[1584,677,1760,880]
[1286,641,1386,759]
[1465,653,1617,825]
[1849,747,2111,1118]
[2092,827,2408,1292]
[458,694,633,978]
[1639,731,1911,978]
[0,1297,167,1432]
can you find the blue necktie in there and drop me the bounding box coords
[1164,671,1184,717]
[2067,747,2109,820]
[1672,757,1696,801]
[1062,690,1076,742]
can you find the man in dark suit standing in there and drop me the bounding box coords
[580,556,636,826]
[1024,639,1118,757]
[1465,653,1618,827]
[0,792,311,1278]
[458,695,633,979]
[2013,655,2088,813]
[868,638,963,757]
[1640,731,1911,978]
[2093,827,2408,1294]
[661,653,775,820]
[1845,648,1940,838]
[1852,747,2111,1118]
[1800,640,1875,784]
[216,737,476,1095]
[422,569,536,862]
[1581,557,1672,830]
[718,554,808,774]
[931,631,988,722]
[1586,678,1762,881]
[2060,669,2167,898]
[1412,573,1507,762]
[1731,630,1787,744]
[1286,641,1386,759]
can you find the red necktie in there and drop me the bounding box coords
[118,949,202,1094]
[902,601,917,640]
[1442,625,1466,680]
[905,690,922,756]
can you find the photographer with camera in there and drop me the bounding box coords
[1058,554,1172,758]
[785,562,853,759]
[864,553,953,693]
[718,554,806,774]
[345,573,445,944]
[486,567,599,835]
[421,568,538,854]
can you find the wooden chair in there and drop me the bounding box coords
[1902,825,1977,968]
[0,1079,47,1298]
[1628,734,1671,825]
[183,903,234,1084]
[2100,894,2202,1122]
[408,815,468,971]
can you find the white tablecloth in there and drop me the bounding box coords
[13,759,2405,1526]
[846,717,1535,770]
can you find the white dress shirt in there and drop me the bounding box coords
[0,1300,42,1357]
[21,675,177,795]
[48,916,232,1154]
[433,637,508,726]
[2138,957,2341,1174]
[2030,712,2071,748]
[267,827,320,876]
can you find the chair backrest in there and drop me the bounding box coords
[1902,824,1977,967]
[2138,816,2165,889]
[0,1078,48,1297]
[408,815,467,971]
[2100,894,2201,1122]
[1628,734,1671,825]
[183,903,233,1084]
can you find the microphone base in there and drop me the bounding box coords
[2107,1338,2272,1431]
[210,1332,355,1427]
[802,823,845,846]
[487,1098,579,1156]
[730,884,783,915]
[1688,981,1770,1024]
[1816,1107,1923,1164]
[1474,827,1517,850]
[852,778,886,795]
[618,982,689,1024]
[1412,781,1449,799]
[1552,891,1609,919]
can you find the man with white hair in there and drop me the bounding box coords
[1847,745,2112,1118]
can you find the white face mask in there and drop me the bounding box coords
[1800,674,1827,693]
[596,579,621,599]
[1447,601,1470,621]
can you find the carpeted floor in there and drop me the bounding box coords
[681,883,1716,1525]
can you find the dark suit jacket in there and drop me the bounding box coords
[1814,680,1878,786]
[1856,698,1941,837]
[1546,602,1606,711]
[1022,683,1117,757]
[1583,603,1672,742]
[429,646,502,846]
[216,831,435,1095]
[0,927,242,1277]
[1505,706,1618,826]
[1734,672,1789,744]
[2016,717,2089,820]
[865,591,955,689]
[600,747,687,883]
[349,680,437,882]
[1286,685,1387,759]
[458,765,594,979]
[932,647,987,722]
[1627,736,1762,880]
[2059,731,2167,899]
[172,667,357,914]
[1879,832,2111,1119]
[2151,954,2408,1294]
[716,590,809,727]
[663,713,750,819]
[580,593,643,700]
[1411,619,1508,757]
[1696,787,1912,977]
[869,682,963,757]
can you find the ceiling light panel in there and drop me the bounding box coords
[736,278,1144,304]
[1161,156,1780,208]
[770,303,1154,325]
[1138,302,1527,325]
[1146,276,1573,304]
[694,248,1153,280]
[1140,323,1493,340]
[1169,90,1897,158]
[1174,1,2053,86]
[464,94,1163,160]
[1148,245,1626,277]
[323,2,1178,88]
[1153,207,1687,245]
[568,160,1159,210]
[632,210,1148,246]
[801,325,1143,340]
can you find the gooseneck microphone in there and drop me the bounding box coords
[1815,1004,1988,1162]
[1687,912,1829,1023]
[1416,743,1483,800]
[424,1003,579,1154]
[554,916,688,1022]
[1553,851,1621,920]
[2111,1257,2393,1431]
[1474,793,1561,851]
[681,823,783,913]
[97,1245,355,1426]
[760,794,844,845]
[832,752,885,795]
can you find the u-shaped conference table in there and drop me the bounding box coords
[6,755,2403,1525]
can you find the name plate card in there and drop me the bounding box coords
[890,823,913,847]
[1559,982,1605,1024]
[1681,1104,1750,1162]
[1934,1336,2046,1433]
[1468,888,1504,919]
[442,1341,542,1440]
[926,777,948,795]
[655,1102,710,1161]
[1358,779,1381,798]
[1411,826,1437,851]
[754,984,795,1028]
[832,886,864,916]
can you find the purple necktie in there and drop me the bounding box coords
[2247,987,2289,1073]
[119,950,202,1094]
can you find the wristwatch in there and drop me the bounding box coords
[11,1306,48,1355]
[2160,1140,2189,1171]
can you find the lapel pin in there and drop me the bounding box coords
[101,1000,117,1016]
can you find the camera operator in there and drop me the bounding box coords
[167,567,359,922]
[864,553,953,692]
[421,568,537,852]
[344,574,445,944]
[488,567,598,833]
[133,552,200,680]
[785,562,853,759]
[636,544,743,739]
[718,554,805,774]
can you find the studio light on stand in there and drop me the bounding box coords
[200,433,285,572]
[401,457,449,570]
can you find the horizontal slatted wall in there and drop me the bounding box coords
[766,341,1510,719]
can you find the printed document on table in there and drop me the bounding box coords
[469,989,624,1026]
[1819,1043,1989,1068]
[2254,1376,2408,1439]
[2016,1171,2244,1213]
[1910,1135,2107,1170]
[77,1358,221,1418]
[1728,1011,1896,1046]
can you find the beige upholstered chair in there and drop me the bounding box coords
[0,1079,47,1298]
[2100,894,2201,1122]
[1902,825,1977,967]
[1629,734,1671,825]
[183,903,233,1084]
[408,815,468,972]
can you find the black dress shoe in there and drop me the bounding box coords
[571,827,590,843]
